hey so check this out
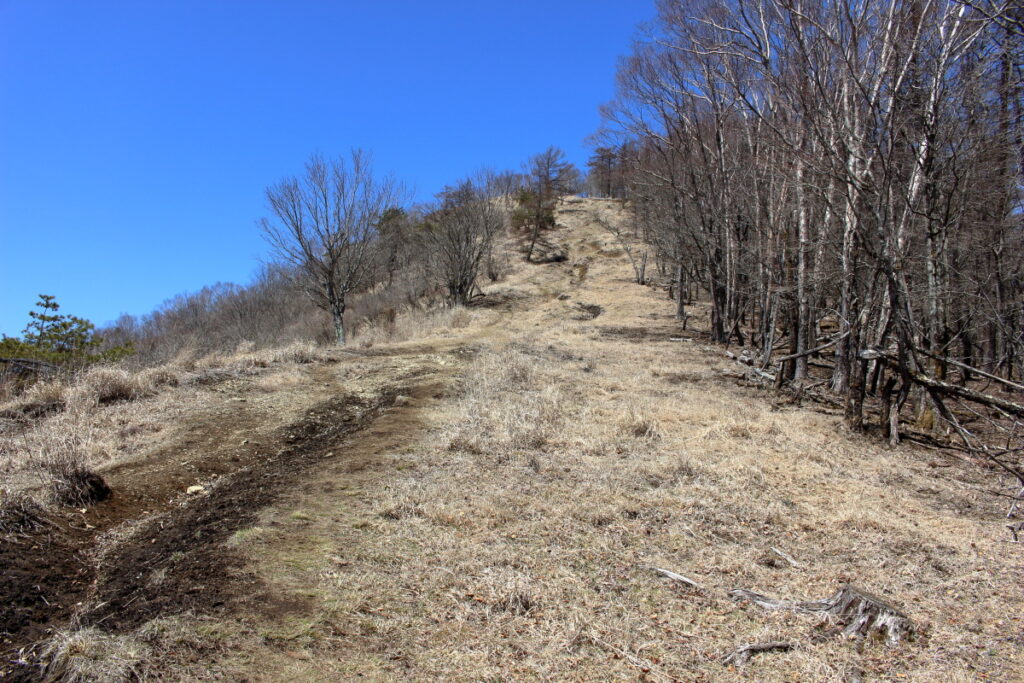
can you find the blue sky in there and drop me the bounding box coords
[0,0,651,336]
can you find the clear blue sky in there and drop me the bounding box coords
[0,0,652,337]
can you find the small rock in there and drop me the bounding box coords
[394,395,413,407]
[186,485,206,495]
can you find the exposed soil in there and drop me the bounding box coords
[0,382,400,679]
[0,523,92,671]
[82,388,398,633]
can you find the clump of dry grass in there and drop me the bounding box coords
[445,347,566,461]
[1,378,67,418]
[262,340,327,365]
[0,490,50,537]
[356,306,480,347]
[69,366,151,407]
[618,400,663,440]
[137,366,180,390]
[38,627,149,683]
[18,414,111,506]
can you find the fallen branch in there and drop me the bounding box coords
[860,348,1024,419]
[722,641,793,666]
[582,632,673,682]
[918,349,1024,393]
[730,584,914,646]
[773,331,850,365]
[770,546,801,568]
[652,567,702,590]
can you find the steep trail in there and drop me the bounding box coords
[9,198,1022,681]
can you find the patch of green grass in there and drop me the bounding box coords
[226,526,265,547]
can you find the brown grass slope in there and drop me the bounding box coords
[6,197,1022,681]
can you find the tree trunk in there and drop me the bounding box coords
[331,298,346,345]
[675,262,687,323]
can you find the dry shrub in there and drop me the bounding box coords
[20,416,111,506]
[2,378,67,418]
[38,627,149,683]
[70,366,149,407]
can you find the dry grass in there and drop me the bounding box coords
[0,491,49,537]
[11,199,1023,681]
[69,366,152,407]
[277,334,1014,680]
[355,305,479,347]
[15,412,111,506]
[2,378,67,418]
[37,628,149,683]
[182,200,1023,681]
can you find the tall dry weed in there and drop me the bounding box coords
[18,413,110,506]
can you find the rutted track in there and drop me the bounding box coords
[2,383,403,680]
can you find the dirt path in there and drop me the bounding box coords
[1,339,485,679]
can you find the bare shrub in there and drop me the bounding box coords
[20,416,111,506]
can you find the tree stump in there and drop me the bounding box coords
[730,584,915,646]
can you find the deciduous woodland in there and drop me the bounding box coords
[593,0,1023,471]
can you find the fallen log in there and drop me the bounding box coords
[859,348,1024,419]
[730,584,915,646]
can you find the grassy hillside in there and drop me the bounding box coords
[2,198,1020,682]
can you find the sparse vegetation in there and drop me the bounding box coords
[3,2,1022,678]
[4,196,1022,682]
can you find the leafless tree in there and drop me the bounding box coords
[600,0,1024,490]
[259,150,406,344]
[422,177,505,306]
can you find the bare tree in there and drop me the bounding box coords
[260,150,406,345]
[599,0,1024,482]
[422,177,505,306]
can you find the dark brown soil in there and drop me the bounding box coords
[0,387,398,680]
[0,524,92,673]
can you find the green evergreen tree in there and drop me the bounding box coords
[1,295,132,366]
